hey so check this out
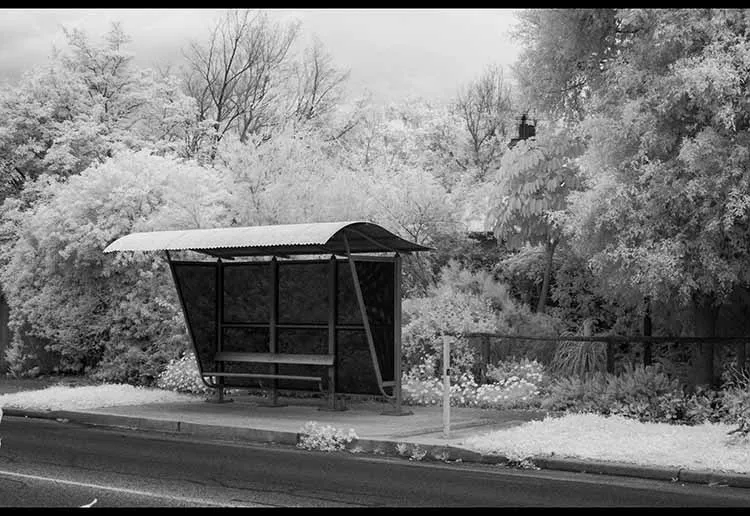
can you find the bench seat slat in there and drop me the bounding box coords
[214,351,334,366]
[202,372,323,382]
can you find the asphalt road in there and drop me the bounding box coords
[1,416,750,507]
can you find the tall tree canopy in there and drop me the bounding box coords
[0,23,200,201]
[490,128,584,313]
[517,8,750,385]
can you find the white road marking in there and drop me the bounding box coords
[0,469,262,507]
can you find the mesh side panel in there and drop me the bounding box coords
[337,330,380,395]
[172,263,217,373]
[356,261,395,383]
[223,263,270,323]
[278,262,329,324]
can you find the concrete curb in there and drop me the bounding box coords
[5,408,750,489]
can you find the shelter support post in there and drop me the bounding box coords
[382,253,411,415]
[319,255,346,411]
[260,257,286,407]
[208,258,233,403]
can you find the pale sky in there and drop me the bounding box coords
[0,8,522,104]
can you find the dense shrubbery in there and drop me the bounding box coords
[402,262,564,379]
[91,341,174,386]
[541,364,681,416]
[540,362,750,429]
[401,357,750,436]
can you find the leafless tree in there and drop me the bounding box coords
[182,9,300,156]
[290,37,350,124]
[454,64,514,180]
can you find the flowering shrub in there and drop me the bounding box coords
[486,358,547,388]
[401,370,542,409]
[297,421,358,452]
[156,351,211,395]
[473,380,540,409]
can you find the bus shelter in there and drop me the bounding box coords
[104,221,430,413]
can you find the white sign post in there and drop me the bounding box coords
[442,334,450,439]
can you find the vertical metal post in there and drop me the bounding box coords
[267,257,283,406]
[216,258,223,402]
[325,255,339,410]
[442,334,450,439]
[393,254,403,413]
[212,258,231,403]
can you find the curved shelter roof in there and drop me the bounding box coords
[103,221,430,258]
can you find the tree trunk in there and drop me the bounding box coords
[691,293,720,389]
[536,239,557,314]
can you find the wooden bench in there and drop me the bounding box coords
[202,352,336,402]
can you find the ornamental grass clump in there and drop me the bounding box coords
[297,421,358,452]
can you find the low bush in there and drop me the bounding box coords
[91,340,174,386]
[541,363,683,419]
[297,421,358,452]
[402,373,542,409]
[486,357,547,388]
[538,362,750,431]
[155,351,211,395]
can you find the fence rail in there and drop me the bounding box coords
[457,332,749,382]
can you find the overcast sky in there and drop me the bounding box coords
[0,8,522,104]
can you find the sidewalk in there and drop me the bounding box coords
[4,393,750,489]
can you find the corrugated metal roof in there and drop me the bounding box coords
[103,221,430,257]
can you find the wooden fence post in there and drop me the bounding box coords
[606,338,615,374]
[643,297,652,367]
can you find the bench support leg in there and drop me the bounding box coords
[318,375,346,411]
[258,376,287,407]
[259,390,287,407]
[381,384,412,416]
[206,381,233,404]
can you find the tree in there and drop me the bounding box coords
[215,126,461,294]
[0,23,202,200]
[541,9,750,386]
[489,128,584,314]
[0,150,232,378]
[454,65,514,179]
[288,36,350,127]
[182,9,300,155]
[512,8,619,120]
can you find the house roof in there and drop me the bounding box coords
[103,221,430,258]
